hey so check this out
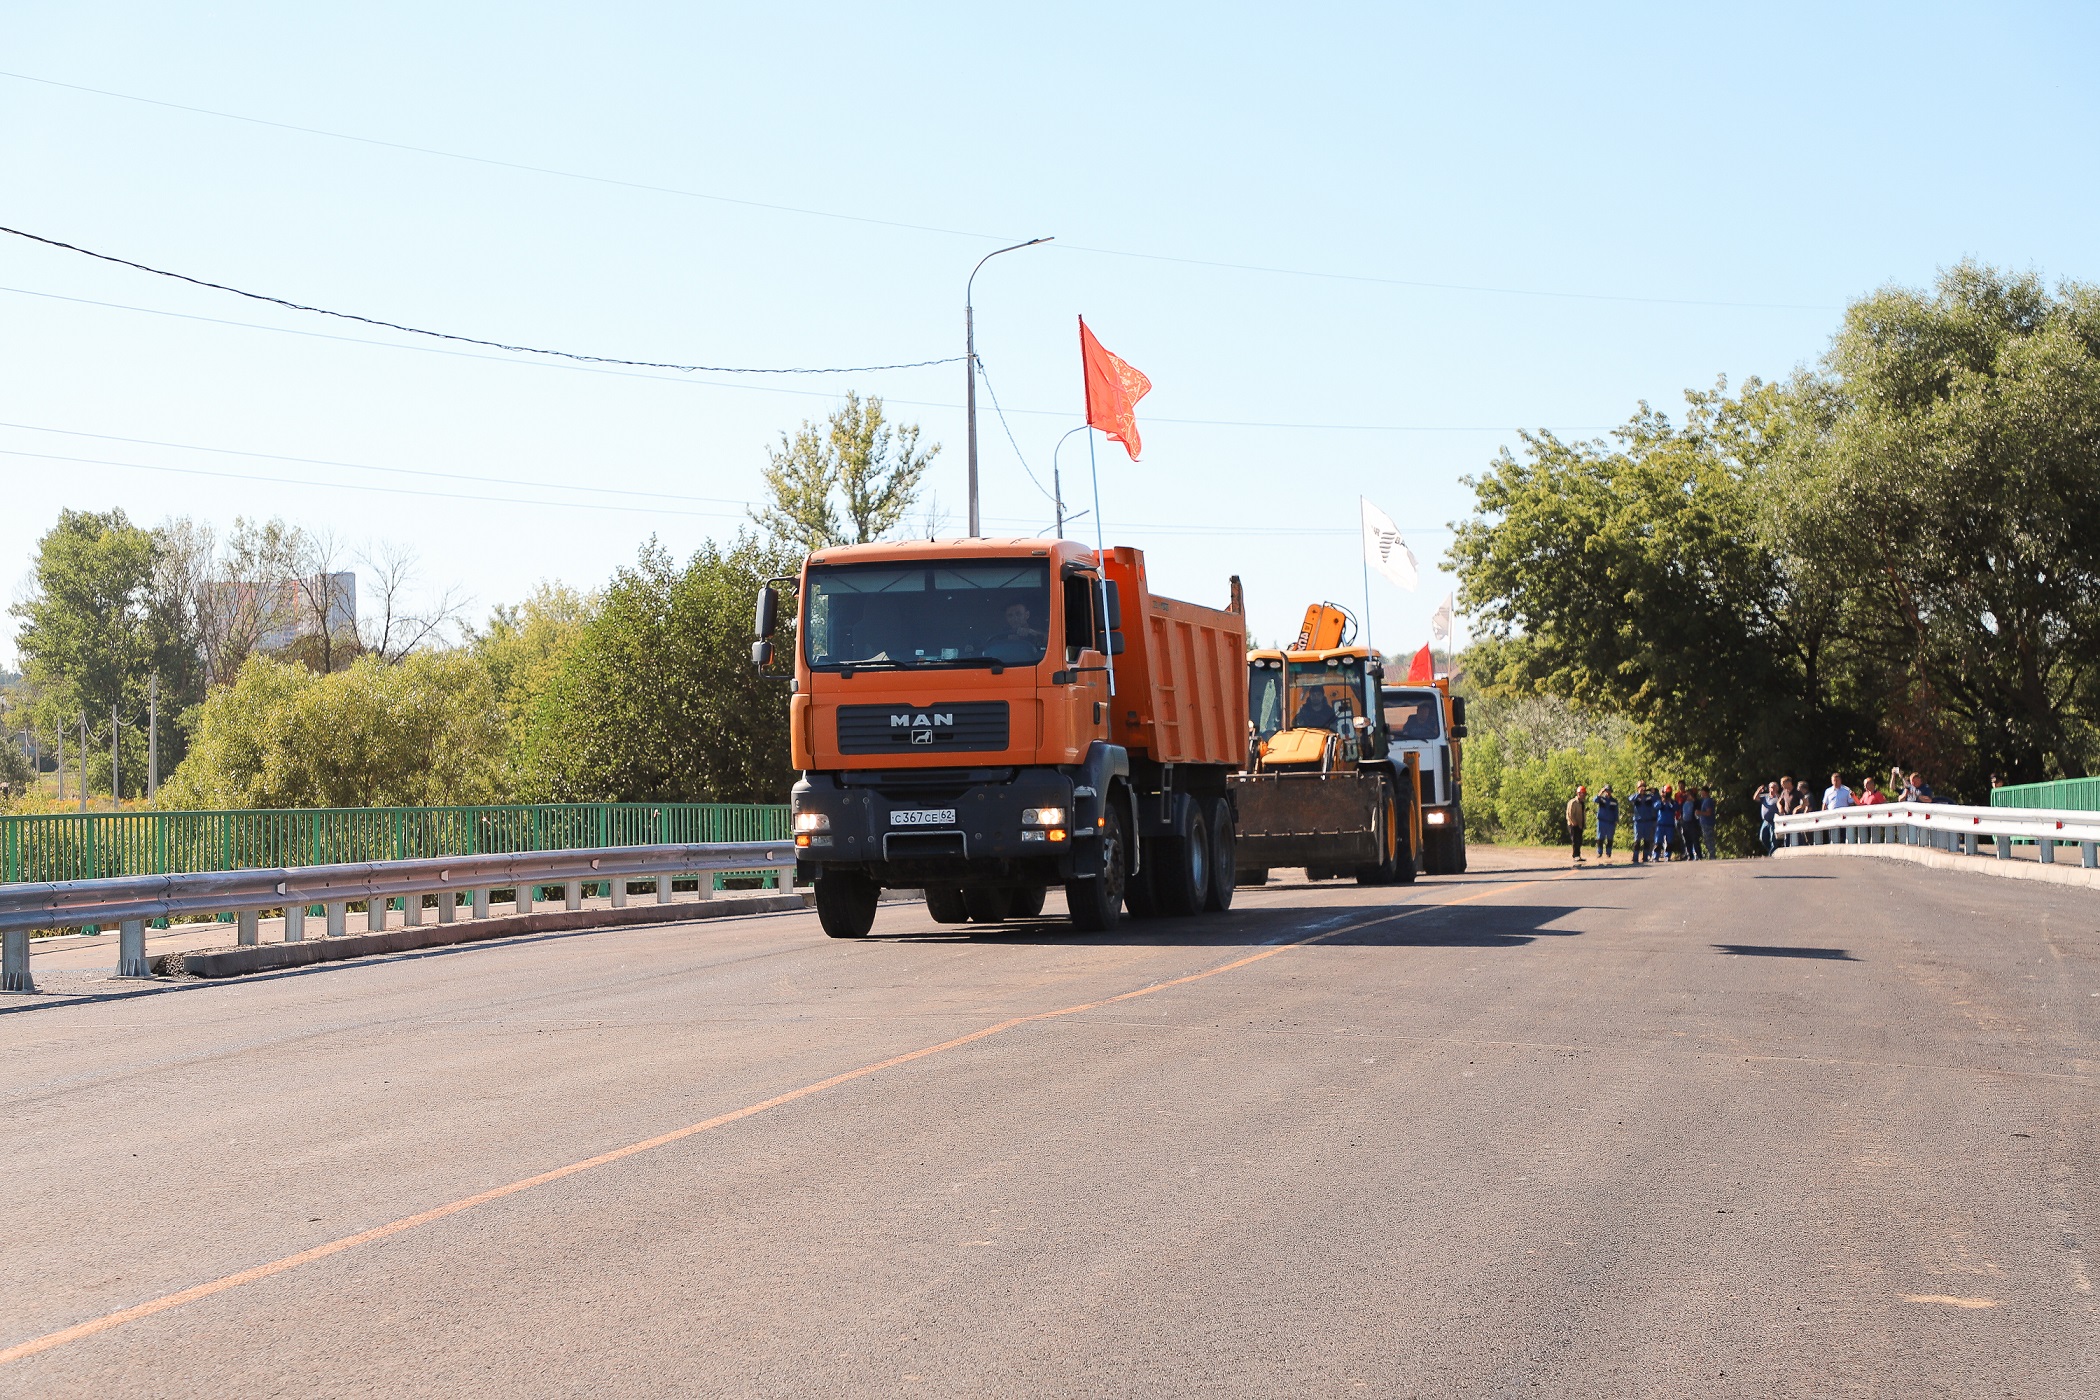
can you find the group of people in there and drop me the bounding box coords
[1751,768,1935,853]
[1563,782,1716,866]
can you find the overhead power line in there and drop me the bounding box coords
[0,285,1613,436]
[0,69,1838,313]
[0,425,1452,537]
[0,224,962,375]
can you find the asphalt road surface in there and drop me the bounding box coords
[2,846,2095,1397]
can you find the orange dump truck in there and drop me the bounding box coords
[753,538,1246,937]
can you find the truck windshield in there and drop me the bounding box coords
[1285,657,1365,734]
[803,560,1052,670]
[1382,687,1444,742]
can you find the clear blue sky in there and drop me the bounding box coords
[5,2,2095,663]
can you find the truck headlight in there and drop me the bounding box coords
[794,812,831,833]
[1021,807,1067,828]
[1425,810,1447,825]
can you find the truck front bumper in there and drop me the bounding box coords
[791,768,1109,888]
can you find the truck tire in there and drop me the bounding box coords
[814,872,879,939]
[963,887,1013,922]
[924,886,968,924]
[1124,842,1161,918]
[1155,805,1210,917]
[1007,885,1047,919]
[1204,797,1236,912]
[1065,807,1126,932]
[1357,781,1403,886]
[1234,868,1271,887]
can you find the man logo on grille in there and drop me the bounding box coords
[890,712,956,728]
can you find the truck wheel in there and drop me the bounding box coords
[1357,783,1402,886]
[1204,797,1236,912]
[1065,807,1126,932]
[1234,868,1271,888]
[814,872,879,939]
[924,886,968,924]
[1124,838,1161,918]
[963,887,1013,922]
[1007,885,1047,919]
[1156,805,1210,917]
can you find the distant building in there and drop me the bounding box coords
[202,572,358,680]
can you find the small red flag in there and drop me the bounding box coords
[1079,317,1151,461]
[1405,643,1434,684]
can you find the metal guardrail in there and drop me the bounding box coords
[0,802,791,885]
[1774,801,2100,866]
[0,840,799,995]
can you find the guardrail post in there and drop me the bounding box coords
[403,892,422,927]
[238,910,259,946]
[437,890,455,924]
[327,901,346,936]
[517,883,534,915]
[1963,833,1977,857]
[472,888,489,919]
[2,930,34,993]
[695,873,711,903]
[611,879,628,909]
[1995,834,2010,860]
[2084,842,2097,869]
[656,874,675,905]
[2039,839,2056,865]
[117,918,149,978]
[774,861,798,893]
[286,904,305,942]
[565,880,582,911]
[367,898,387,932]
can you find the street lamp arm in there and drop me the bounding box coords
[967,236,1054,307]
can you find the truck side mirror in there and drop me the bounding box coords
[1107,631,1126,656]
[754,584,779,639]
[1450,695,1468,738]
[1100,581,1123,631]
[751,639,774,669]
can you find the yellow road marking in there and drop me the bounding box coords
[1902,1294,2001,1309]
[0,874,1547,1365]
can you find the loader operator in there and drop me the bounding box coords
[1293,686,1338,730]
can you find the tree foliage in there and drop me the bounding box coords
[516,536,795,804]
[1454,261,2100,802]
[751,393,938,553]
[162,652,506,809]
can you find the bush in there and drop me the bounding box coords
[162,651,506,809]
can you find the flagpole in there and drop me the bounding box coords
[1080,317,1115,699]
[1358,498,1374,661]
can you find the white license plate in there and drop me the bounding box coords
[889,808,956,827]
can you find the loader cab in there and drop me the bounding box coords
[1248,645,1385,768]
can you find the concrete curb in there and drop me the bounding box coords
[159,893,810,978]
[1775,841,2100,890]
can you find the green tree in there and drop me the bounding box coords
[161,651,506,809]
[9,509,203,791]
[1786,262,2100,785]
[1451,385,1876,803]
[752,393,938,554]
[519,536,795,803]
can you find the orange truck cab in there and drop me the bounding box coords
[755,539,1246,938]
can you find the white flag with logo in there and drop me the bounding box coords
[1360,497,1418,592]
[1430,593,1454,647]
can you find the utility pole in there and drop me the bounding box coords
[147,673,159,805]
[55,721,64,802]
[77,712,87,813]
[964,237,1052,538]
[111,704,121,810]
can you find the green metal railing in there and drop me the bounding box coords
[1990,778,2100,813]
[0,803,790,885]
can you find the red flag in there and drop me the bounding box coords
[1405,643,1434,684]
[1080,317,1151,461]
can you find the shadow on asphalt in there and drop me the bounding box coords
[884,902,1586,950]
[1713,943,1857,961]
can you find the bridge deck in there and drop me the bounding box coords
[1,847,2093,1395]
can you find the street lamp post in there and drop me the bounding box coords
[1051,425,1089,539]
[965,236,1052,537]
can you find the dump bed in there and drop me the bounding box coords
[1102,546,1246,768]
